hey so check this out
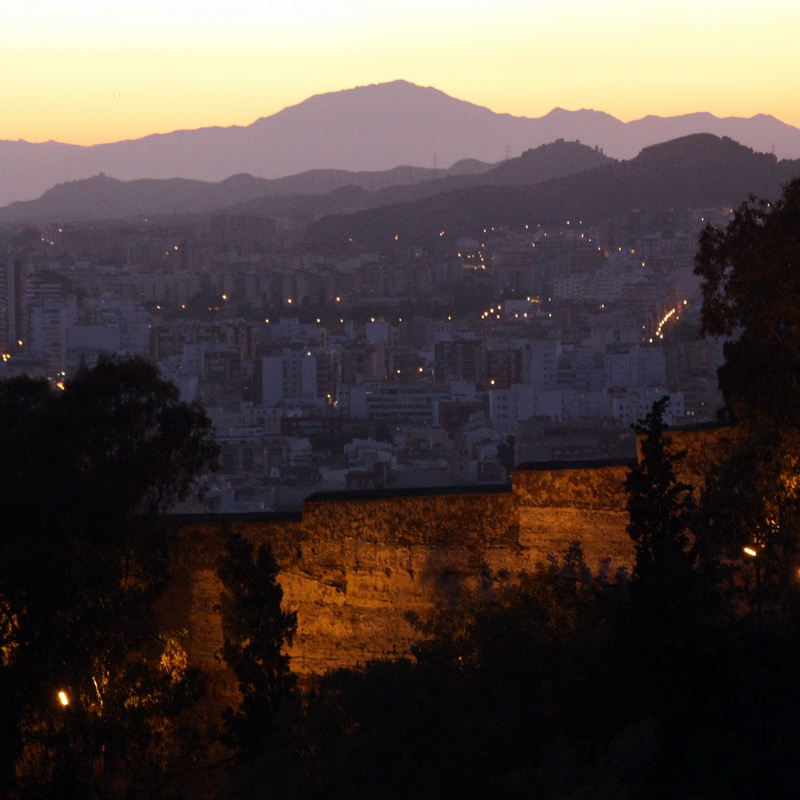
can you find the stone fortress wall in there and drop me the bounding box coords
[165,425,733,682]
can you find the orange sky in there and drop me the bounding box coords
[3,0,799,145]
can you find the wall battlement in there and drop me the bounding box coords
[168,425,733,680]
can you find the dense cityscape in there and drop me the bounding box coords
[1,203,727,512]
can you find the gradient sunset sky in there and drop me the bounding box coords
[4,0,799,146]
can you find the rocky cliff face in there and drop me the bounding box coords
[167,426,728,682]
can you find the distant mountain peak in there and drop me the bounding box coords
[1,81,800,208]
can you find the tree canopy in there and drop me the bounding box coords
[695,177,800,426]
[0,354,219,797]
[696,178,800,599]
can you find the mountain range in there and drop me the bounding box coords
[3,80,800,208]
[305,134,800,245]
[3,135,800,242]
[0,140,612,224]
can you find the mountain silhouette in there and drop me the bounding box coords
[305,135,800,245]
[2,80,799,207]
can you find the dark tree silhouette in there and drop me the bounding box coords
[0,354,218,797]
[696,178,800,607]
[625,397,696,620]
[216,528,297,761]
[695,177,800,427]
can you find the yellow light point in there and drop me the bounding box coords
[221,294,228,300]
[743,547,758,557]
[58,691,69,706]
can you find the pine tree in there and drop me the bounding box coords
[625,397,696,621]
[216,529,297,761]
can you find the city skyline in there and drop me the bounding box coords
[4,0,799,146]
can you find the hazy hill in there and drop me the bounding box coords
[2,80,799,206]
[0,161,491,224]
[231,140,615,223]
[0,141,611,225]
[306,135,800,245]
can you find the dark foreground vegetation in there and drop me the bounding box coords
[240,397,800,800]
[2,180,800,798]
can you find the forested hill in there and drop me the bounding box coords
[305,135,800,247]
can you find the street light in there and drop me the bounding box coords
[58,690,69,707]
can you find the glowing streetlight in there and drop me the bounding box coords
[58,691,69,707]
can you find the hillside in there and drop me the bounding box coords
[0,141,611,225]
[306,135,800,245]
